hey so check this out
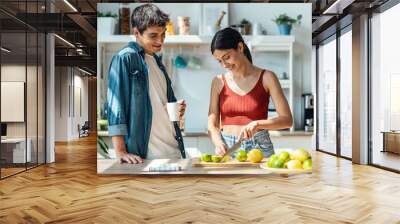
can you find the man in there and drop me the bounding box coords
[107,4,186,164]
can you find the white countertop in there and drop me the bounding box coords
[97,130,313,137]
[97,159,274,175]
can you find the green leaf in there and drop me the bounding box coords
[97,136,111,159]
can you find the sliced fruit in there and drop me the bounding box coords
[201,153,212,162]
[211,155,222,163]
[221,155,232,163]
[248,149,263,163]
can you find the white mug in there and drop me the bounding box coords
[166,102,180,122]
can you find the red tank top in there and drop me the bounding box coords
[219,70,270,126]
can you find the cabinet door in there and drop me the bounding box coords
[197,137,214,155]
[183,137,198,158]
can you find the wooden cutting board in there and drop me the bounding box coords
[192,158,268,168]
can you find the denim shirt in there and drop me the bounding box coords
[107,42,185,159]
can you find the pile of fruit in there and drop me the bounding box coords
[200,149,264,163]
[265,149,312,170]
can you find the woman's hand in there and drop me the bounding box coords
[239,121,259,139]
[214,140,229,156]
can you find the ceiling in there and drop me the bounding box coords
[0,0,392,75]
[0,0,98,74]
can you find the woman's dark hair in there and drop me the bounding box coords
[211,27,252,63]
[131,4,169,34]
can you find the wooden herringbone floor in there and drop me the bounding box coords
[1,135,400,224]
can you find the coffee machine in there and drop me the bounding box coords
[302,94,314,132]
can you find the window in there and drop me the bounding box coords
[370,3,400,171]
[339,28,352,158]
[317,36,337,155]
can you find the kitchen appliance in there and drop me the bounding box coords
[302,94,314,132]
[1,123,7,139]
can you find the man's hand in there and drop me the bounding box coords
[178,99,186,120]
[116,151,143,164]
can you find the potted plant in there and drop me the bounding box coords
[97,11,118,37]
[240,19,251,35]
[272,14,302,35]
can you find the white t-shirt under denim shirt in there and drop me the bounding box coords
[144,54,181,159]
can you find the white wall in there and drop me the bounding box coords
[230,3,312,129]
[54,67,89,141]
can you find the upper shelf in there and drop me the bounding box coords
[98,34,295,48]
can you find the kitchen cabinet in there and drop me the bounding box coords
[183,136,214,158]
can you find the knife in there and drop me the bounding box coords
[222,139,242,157]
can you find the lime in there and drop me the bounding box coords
[267,154,278,167]
[236,150,247,162]
[303,159,312,169]
[201,153,212,162]
[278,151,290,163]
[221,155,232,163]
[211,155,222,163]
[272,159,285,168]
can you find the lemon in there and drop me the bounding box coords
[290,149,310,162]
[286,160,302,169]
[247,149,263,163]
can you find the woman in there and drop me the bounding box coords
[208,27,293,157]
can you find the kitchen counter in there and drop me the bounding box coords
[97,130,313,137]
[97,158,273,175]
[182,130,313,137]
[268,130,313,137]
